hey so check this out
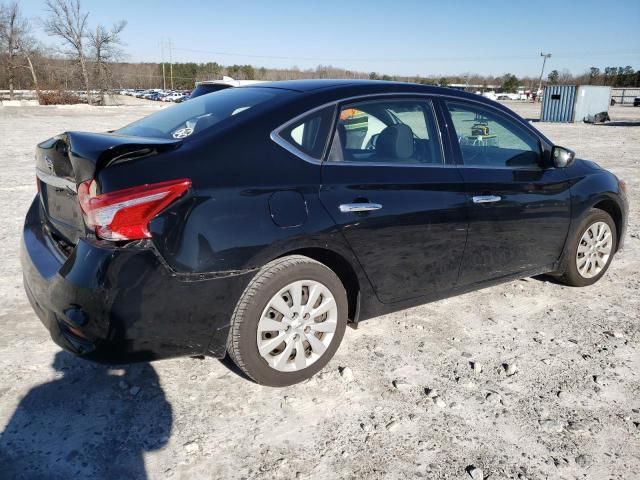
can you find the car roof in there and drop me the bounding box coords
[249,79,500,106]
[248,79,482,100]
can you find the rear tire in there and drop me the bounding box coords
[227,255,348,386]
[559,209,617,287]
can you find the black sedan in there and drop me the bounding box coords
[22,80,628,386]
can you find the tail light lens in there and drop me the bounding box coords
[77,178,191,241]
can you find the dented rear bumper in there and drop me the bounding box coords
[21,197,252,362]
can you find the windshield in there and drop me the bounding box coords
[117,87,289,140]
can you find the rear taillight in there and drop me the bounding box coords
[77,178,191,241]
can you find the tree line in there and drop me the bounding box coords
[1,0,639,104]
[547,66,639,87]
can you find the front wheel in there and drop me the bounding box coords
[559,209,617,287]
[227,255,348,386]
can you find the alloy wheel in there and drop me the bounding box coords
[576,221,613,278]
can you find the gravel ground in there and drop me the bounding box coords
[0,100,638,480]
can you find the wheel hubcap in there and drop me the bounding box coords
[576,221,612,278]
[256,280,338,372]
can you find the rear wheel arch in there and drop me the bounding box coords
[278,248,360,322]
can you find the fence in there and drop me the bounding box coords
[611,88,640,105]
[0,90,38,101]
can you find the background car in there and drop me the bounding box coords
[162,92,186,102]
[189,76,265,99]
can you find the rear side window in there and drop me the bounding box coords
[446,101,541,169]
[327,99,443,165]
[278,106,335,159]
[117,87,291,140]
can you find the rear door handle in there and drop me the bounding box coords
[339,203,383,213]
[472,195,502,204]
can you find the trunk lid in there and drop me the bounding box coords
[36,132,180,246]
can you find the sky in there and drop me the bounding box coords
[16,0,640,78]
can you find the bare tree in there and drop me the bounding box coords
[0,2,41,100]
[89,20,125,104]
[42,0,91,102]
[1,2,25,99]
[18,35,41,100]
[558,68,574,85]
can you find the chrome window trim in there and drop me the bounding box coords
[270,91,550,168]
[318,162,542,171]
[457,165,544,171]
[36,168,77,193]
[318,161,457,169]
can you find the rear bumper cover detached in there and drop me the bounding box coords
[21,198,252,363]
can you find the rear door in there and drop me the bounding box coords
[319,97,468,304]
[442,100,572,285]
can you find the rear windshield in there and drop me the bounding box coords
[117,87,289,140]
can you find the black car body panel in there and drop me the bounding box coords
[562,159,628,251]
[454,166,572,284]
[320,162,469,303]
[21,80,628,363]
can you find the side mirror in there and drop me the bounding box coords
[552,146,575,168]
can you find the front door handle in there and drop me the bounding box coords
[339,203,383,213]
[472,195,502,204]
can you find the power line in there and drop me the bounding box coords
[159,40,166,89]
[168,38,174,90]
[169,46,640,64]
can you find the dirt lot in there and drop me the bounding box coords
[0,101,638,480]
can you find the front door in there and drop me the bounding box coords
[319,97,468,303]
[442,100,572,285]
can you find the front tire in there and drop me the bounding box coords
[559,209,617,287]
[227,255,348,386]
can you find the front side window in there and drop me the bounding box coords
[446,102,541,168]
[117,87,291,140]
[327,99,443,165]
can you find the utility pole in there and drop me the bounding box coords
[168,38,174,90]
[538,52,551,99]
[160,40,166,90]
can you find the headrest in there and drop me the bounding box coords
[376,124,414,159]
